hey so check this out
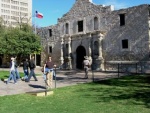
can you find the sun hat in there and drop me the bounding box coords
[84,56,88,60]
[11,57,15,60]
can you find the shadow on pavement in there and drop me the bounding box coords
[29,84,46,89]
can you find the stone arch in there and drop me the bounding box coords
[76,45,86,69]
[94,16,98,30]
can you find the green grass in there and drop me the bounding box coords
[0,71,24,79]
[0,74,150,113]
[0,71,40,80]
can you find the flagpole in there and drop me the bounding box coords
[34,10,36,35]
[34,10,37,66]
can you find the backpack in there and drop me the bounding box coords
[29,60,35,68]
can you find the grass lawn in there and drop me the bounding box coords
[0,71,24,79]
[0,70,40,80]
[0,74,150,113]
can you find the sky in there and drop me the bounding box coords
[32,0,150,27]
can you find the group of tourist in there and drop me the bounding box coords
[6,56,38,84]
[6,55,56,84]
[6,56,20,84]
[6,54,90,84]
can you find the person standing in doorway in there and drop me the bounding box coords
[82,56,90,79]
[25,56,38,82]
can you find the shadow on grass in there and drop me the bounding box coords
[76,75,150,108]
[93,75,150,87]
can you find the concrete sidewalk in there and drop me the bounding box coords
[0,67,119,96]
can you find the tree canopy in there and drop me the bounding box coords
[0,23,42,56]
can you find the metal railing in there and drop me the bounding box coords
[104,61,150,77]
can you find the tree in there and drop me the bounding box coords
[0,17,6,54]
[0,24,42,56]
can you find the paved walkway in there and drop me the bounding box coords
[0,67,120,96]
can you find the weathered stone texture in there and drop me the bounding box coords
[103,5,150,61]
[39,0,150,70]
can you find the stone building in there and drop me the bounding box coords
[39,0,150,70]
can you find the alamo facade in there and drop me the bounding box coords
[38,0,150,71]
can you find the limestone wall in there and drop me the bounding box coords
[103,5,150,61]
[39,25,61,66]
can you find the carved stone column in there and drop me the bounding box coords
[97,33,104,70]
[88,34,92,66]
[98,33,103,59]
[68,37,72,69]
[60,37,64,69]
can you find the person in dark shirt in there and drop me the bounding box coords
[22,58,29,80]
[25,56,38,82]
[43,56,56,80]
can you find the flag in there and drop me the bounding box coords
[35,11,43,18]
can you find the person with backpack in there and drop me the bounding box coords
[82,56,90,79]
[22,58,29,80]
[25,56,38,82]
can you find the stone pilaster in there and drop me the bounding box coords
[60,37,64,68]
[97,33,104,70]
[88,34,92,65]
[68,37,72,69]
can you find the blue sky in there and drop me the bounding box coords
[33,0,150,27]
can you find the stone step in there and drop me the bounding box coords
[26,90,54,96]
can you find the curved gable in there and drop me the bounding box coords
[58,0,111,22]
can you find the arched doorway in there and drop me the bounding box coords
[76,46,86,69]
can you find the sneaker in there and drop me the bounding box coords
[21,77,24,81]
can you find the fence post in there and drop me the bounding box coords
[104,61,106,72]
[54,67,56,88]
[92,70,94,82]
[136,63,137,74]
[92,65,94,82]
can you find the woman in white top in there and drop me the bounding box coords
[6,57,17,84]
